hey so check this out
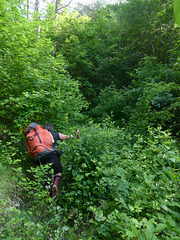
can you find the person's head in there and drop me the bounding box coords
[44,123,55,132]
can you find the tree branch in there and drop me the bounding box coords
[57,0,73,11]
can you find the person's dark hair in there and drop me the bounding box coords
[44,123,55,132]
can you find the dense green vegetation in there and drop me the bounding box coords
[0,0,179,239]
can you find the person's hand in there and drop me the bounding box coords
[74,128,79,139]
[74,128,79,135]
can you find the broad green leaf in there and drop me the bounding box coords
[75,175,84,181]
[155,223,167,232]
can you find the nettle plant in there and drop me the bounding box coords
[59,124,180,239]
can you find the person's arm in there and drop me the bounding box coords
[59,133,73,140]
[59,129,79,140]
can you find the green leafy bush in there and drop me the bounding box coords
[0,133,70,239]
[58,124,180,239]
[0,123,179,239]
[0,0,88,132]
[91,57,180,137]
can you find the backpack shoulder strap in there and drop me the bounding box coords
[49,131,55,144]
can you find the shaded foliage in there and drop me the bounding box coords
[51,0,179,109]
[91,57,180,137]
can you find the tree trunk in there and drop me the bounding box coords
[35,0,39,13]
[27,0,29,19]
[55,0,61,15]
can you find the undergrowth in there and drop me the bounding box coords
[0,125,179,239]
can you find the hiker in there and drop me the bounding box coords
[43,123,79,198]
[24,122,79,198]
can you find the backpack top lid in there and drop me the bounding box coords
[24,122,39,136]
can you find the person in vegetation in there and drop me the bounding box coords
[43,123,79,198]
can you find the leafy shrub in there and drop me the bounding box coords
[58,124,180,239]
[0,0,88,133]
[130,56,180,85]
[129,81,179,135]
[0,123,179,239]
[0,133,69,239]
[90,84,142,125]
[91,57,180,137]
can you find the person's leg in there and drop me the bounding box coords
[52,172,62,198]
[50,155,63,198]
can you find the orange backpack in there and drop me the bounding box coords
[24,123,55,161]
